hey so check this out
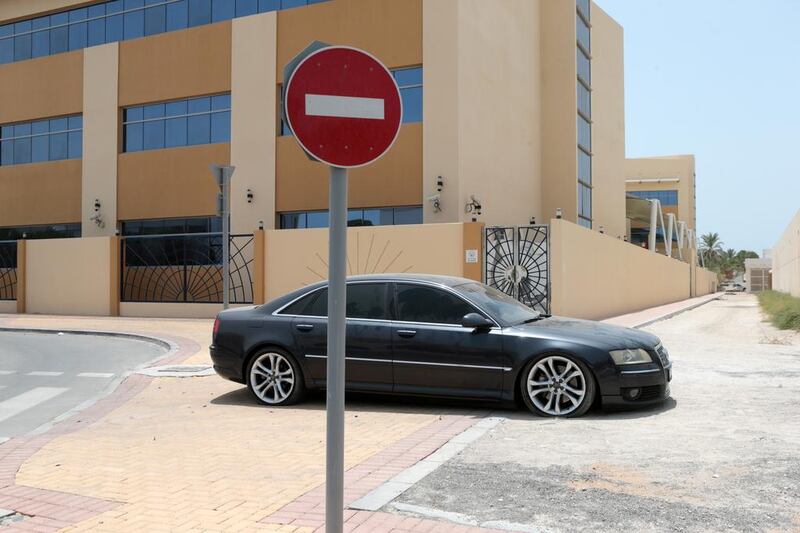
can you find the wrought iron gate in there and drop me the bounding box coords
[484,225,550,313]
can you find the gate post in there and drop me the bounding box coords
[109,235,120,316]
[253,229,266,305]
[462,222,484,281]
[16,240,26,314]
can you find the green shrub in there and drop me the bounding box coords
[758,291,800,331]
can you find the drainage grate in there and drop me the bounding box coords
[136,365,215,378]
[0,509,26,527]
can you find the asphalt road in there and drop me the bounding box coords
[0,331,167,442]
[390,294,800,533]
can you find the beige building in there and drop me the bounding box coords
[772,210,800,297]
[625,155,697,248]
[0,0,629,239]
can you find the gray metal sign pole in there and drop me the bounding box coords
[211,165,235,309]
[326,165,347,533]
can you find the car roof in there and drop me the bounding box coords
[344,273,475,287]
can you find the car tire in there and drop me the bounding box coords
[246,348,306,406]
[519,354,596,418]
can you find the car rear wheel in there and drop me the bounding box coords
[247,349,305,406]
[520,354,595,417]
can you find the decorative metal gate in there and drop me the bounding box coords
[484,225,550,313]
[0,241,17,301]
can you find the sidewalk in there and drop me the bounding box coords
[0,293,720,532]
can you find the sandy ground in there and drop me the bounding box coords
[392,294,800,532]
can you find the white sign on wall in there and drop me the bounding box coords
[465,249,479,264]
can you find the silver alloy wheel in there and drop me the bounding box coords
[250,352,295,405]
[526,355,587,416]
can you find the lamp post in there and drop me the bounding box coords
[211,165,235,309]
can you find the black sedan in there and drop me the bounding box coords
[211,274,672,417]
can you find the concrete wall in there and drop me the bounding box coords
[694,265,719,296]
[263,222,480,301]
[772,209,800,297]
[25,237,113,316]
[82,43,119,237]
[230,12,277,233]
[550,218,693,320]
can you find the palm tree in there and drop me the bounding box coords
[699,232,724,268]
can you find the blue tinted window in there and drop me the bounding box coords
[259,0,280,11]
[212,0,235,21]
[50,118,68,132]
[125,123,143,151]
[68,116,83,130]
[0,37,13,64]
[1,0,331,65]
[49,133,68,160]
[32,120,49,135]
[167,0,189,30]
[165,117,187,147]
[0,141,12,165]
[188,0,212,26]
[124,0,145,39]
[210,111,230,143]
[187,114,210,145]
[281,206,422,229]
[236,0,258,16]
[124,94,229,152]
[394,67,422,87]
[68,131,82,158]
[32,136,49,162]
[144,4,166,35]
[14,138,31,164]
[400,86,422,123]
[143,120,165,150]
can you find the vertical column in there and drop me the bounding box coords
[16,240,26,314]
[230,13,278,233]
[252,229,265,305]
[109,235,120,316]
[82,43,120,237]
[461,222,484,281]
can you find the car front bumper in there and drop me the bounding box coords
[601,362,672,408]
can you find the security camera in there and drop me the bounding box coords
[436,176,444,192]
[427,194,442,213]
[93,199,101,212]
[246,189,254,203]
[465,195,482,216]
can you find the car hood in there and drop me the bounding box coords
[507,316,660,351]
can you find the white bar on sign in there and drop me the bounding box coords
[0,387,68,423]
[305,94,385,120]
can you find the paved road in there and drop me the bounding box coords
[0,331,166,441]
[390,294,800,532]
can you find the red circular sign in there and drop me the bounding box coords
[284,46,403,169]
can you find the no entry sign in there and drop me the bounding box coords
[284,46,402,168]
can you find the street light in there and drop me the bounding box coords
[210,164,235,309]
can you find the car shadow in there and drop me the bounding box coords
[210,387,498,417]
[210,386,676,420]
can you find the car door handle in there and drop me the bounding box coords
[296,324,315,332]
[397,329,417,338]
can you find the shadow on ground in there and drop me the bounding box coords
[210,385,677,420]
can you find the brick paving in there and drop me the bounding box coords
[0,295,718,532]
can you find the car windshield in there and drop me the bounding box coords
[456,282,540,326]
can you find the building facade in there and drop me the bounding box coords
[0,0,632,241]
[772,210,800,297]
[624,155,697,247]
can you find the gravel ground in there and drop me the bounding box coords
[391,294,800,532]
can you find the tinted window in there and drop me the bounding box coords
[457,282,537,326]
[346,284,388,320]
[396,284,474,325]
[280,290,321,316]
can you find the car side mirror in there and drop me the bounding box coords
[462,312,493,330]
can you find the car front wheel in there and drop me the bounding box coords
[520,354,595,417]
[247,349,305,406]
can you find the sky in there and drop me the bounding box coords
[594,0,799,254]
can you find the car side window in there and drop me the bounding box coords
[347,283,389,320]
[395,283,476,325]
[281,284,389,320]
[279,289,323,316]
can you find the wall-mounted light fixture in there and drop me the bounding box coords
[529,216,536,225]
[89,199,105,228]
[258,220,264,230]
[556,208,563,219]
[599,225,605,234]
[436,176,444,192]
[246,189,254,203]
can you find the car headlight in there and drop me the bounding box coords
[610,348,653,365]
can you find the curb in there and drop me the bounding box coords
[631,293,723,329]
[0,327,174,352]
